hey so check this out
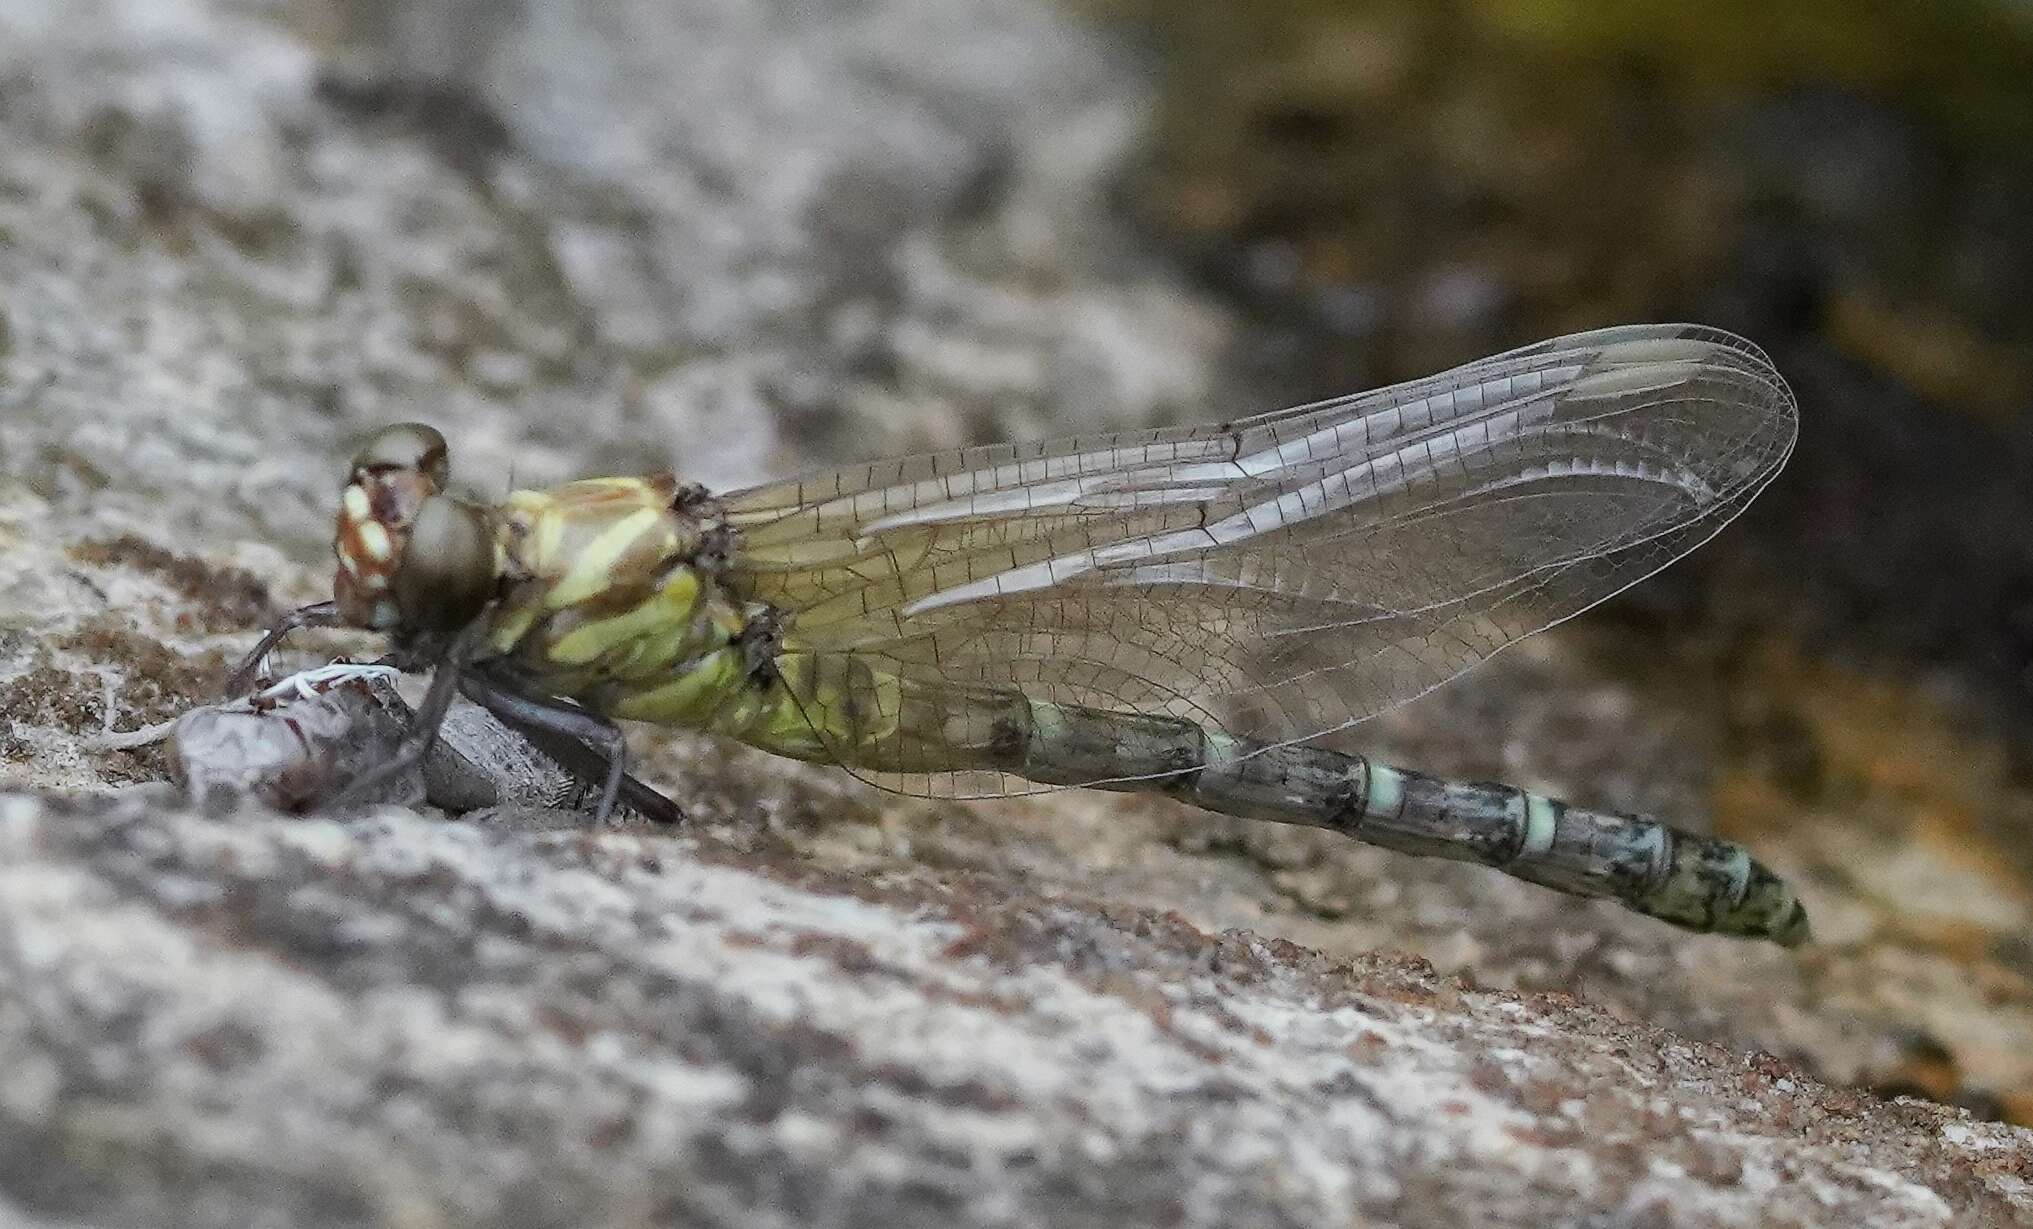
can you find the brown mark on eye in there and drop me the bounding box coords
[331,423,458,630]
[366,480,404,523]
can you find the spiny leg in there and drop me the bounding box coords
[322,623,482,812]
[461,668,682,825]
[223,601,345,697]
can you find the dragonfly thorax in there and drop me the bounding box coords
[332,422,498,650]
[230,327,1812,944]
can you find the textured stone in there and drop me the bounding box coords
[0,0,2029,1224]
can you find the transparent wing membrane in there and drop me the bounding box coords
[723,324,1798,797]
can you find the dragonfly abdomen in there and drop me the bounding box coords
[241,324,1804,948]
[990,697,1807,945]
[1321,760,1809,944]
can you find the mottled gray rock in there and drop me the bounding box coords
[0,0,1224,548]
[3,791,2029,1229]
[1,0,2030,1225]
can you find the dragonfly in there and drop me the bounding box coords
[228,323,1807,944]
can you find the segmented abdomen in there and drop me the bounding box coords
[760,671,1808,944]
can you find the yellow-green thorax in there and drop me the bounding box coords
[479,476,803,747]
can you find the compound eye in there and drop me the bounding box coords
[394,496,496,637]
[352,422,450,488]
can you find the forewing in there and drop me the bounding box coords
[722,324,1798,797]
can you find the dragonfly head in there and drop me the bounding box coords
[332,422,498,650]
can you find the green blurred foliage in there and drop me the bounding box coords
[1485,0,2033,142]
[1090,0,2033,405]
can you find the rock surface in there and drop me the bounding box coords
[4,790,2029,1228]
[1,0,2030,1225]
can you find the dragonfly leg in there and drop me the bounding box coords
[223,601,345,697]
[321,623,480,813]
[459,668,672,824]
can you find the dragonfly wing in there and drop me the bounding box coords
[722,324,1797,797]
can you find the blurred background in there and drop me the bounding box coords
[2,0,2031,1146]
[1088,0,2033,1123]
